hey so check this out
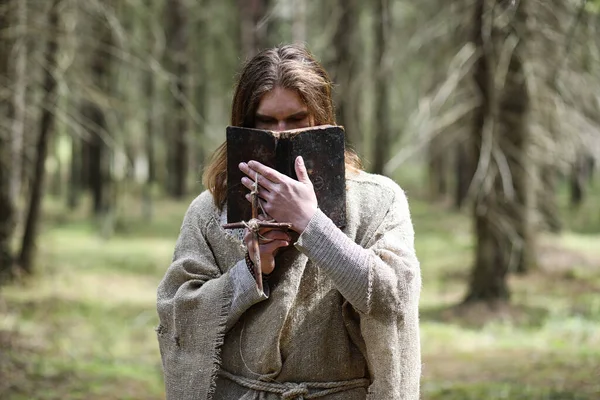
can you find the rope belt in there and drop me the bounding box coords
[219,369,370,399]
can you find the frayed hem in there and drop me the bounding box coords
[206,275,233,400]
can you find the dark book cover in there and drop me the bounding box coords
[226,125,347,227]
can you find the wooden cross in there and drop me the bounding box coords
[222,173,291,292]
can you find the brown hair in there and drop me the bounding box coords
[203,44,362,208]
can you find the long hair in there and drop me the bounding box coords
[203,44,362,208]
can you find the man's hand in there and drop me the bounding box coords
[239,156,318,234]
[243,222,290,275]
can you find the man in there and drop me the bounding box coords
[157,44,421,400]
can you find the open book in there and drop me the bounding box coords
[226,124,347,227]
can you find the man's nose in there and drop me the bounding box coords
[274,120,287,131]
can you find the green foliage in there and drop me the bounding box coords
[586,0,600,14]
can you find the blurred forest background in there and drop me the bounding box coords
[1,0,600,399]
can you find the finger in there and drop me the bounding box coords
[246,160,286,185]
[245,194,270,206]
[239,165,276,192]
[241,176,271,195]
[244,189,270,200]
[260,230,291,241]
[294,156,312,185]
[244,229,256,246]
[257,226,274,236]
[257,213,275,221]
[260,240,290,253]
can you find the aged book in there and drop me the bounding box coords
[226,124,346,227]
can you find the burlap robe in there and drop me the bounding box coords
[157,171,421,400]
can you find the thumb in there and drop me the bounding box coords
[295,156,312,184]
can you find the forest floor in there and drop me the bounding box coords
[1,180,599,400]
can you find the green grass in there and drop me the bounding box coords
[1,178,600,399]
[1,195,178,399]
[410,174,600,399]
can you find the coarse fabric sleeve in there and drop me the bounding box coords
[156,193,267,400]
[294,181,421,400]
[227,260,269,331]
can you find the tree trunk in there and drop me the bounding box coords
[467,215,511,301]
[84,102,110,215]
[371,0,390,175]
[465,0,535,301]
[10,0,27,204]
[539,164,561,233]
[83,5,114,217]
[191,12,207,193]
[0,0,16,282]
[18,0,61,272]
[292,0,306,43]
[142,0,162,219]
[455,140,473,209]
[465,0,509,303]
[331,0,359,149]
[538,75,561,231]
[238,0,269,60]
[499,36,535,275]
[143,70,156,220]
[570,152,592,207]
[165,0,189,199]
[193,72,206,190]
[80,134,90,192]
[67,132,82,210]
[428,139,449,200]
[586,156,595,184]
[50,136,63,197]
[145,73,156,187]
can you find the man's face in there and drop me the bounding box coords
[254,87,314,131]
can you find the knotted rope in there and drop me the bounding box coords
[242,219,275,244]
[219,369,370,399]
